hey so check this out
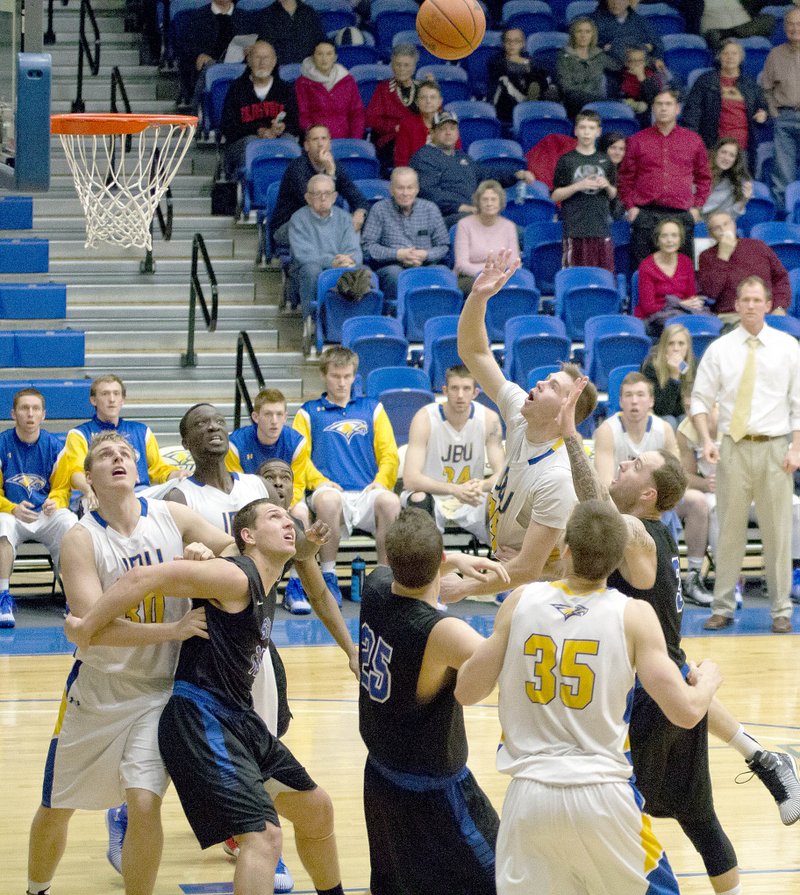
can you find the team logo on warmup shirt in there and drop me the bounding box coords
[6,472,47,497]
[324,419,369,444]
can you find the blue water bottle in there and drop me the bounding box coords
[350,555,366,603]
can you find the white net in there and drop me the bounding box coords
[56,119,196,251]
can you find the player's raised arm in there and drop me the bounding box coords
[627,599,721,728]
[457,250,520,405]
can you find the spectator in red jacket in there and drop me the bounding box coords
[366,44,421,176]
[635,217,704,336]
[295,40,365,139]
[394,80,461,168]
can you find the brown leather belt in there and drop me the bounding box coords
[740,434,772,442]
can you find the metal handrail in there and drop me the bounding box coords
[72,0,101,113]
[110,65,131,114]
[181,233,219,367]
[45,0,70,45]
[233,331,266,429]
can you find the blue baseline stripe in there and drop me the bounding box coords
[2,606,797,657]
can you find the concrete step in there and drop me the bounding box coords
[50,12,130,32]
[86,350,303,372]
[48,46,142,65]
[65,282,256,303]
[70,376,302,402]
[51,81,159,102]
[43,155,197,178]
[69,303,271,325]
[34,196,211,216]
[46,238,234,260]
[83,328,279,351]
[45,173,211,196]
[29,214,233,237]
[52,99,178,114]
[52,64,158,80]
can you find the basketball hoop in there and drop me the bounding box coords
[50,113,197,251]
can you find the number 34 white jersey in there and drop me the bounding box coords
[497,580,634,786]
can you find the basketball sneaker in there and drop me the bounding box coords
[105,802,128,874]
[743,750,800,825]
[682,570,713,607]
[283,576,312,615]
[0,590,16,628]
[322,571,343,607]
[223,840,294,892]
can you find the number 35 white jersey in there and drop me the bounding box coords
[497,580,634,786]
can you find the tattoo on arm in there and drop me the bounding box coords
[624,516,655,552]
[564,436,610,503]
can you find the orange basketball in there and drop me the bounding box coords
[416,0,486,61]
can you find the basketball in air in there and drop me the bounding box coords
[416,0,486,61]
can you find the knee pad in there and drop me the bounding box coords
[676,811,737,878]
[406,493,434,516]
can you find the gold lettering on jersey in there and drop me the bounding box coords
[524,634,599,710]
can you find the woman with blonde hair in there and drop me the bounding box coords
[454,179,520,294]
[641,322,697,428]
[556,17,620,118]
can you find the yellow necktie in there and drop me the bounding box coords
[729,337,760,442]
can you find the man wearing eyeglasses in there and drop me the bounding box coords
[287,173,363,341]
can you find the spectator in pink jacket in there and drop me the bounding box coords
[295,40,366,139]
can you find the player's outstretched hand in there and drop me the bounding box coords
[64,613,90,651]
[557,375,590,438]
[305,520,331,547]
[468,250,521,304]
[181,541,216,561]
[174,606,209,641]
[449,552,511,585]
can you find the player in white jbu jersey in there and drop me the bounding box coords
[402,364,504,544]
[27,432,235,895]
[456,500,722,895]
[445,250,598,603]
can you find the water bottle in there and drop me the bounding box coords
[515,179,527,205]
[350,555,366,603]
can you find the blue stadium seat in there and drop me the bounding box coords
[526,365,562,390]
[750,222,800,271]
[501,0,556,34]
[335,41,381,69]
[547,0,573,27]
[379,387,435,445]
[526,32,569,78]
[331,139,380,180]
[417,65,470,105]
[662,34,712,85]
[0,379,92,419]
[485,272,541,342]
[785,180,800,224]
[423,315,461,391]
[366,366,431,397]
[397,269,463,342]
[523,221,563,295]
[762,6,787,44]
[565,1,596,22]
[766,314,800,338]
[662,313,722,359]
[584,315,650,390]
[465,31,503,101]
[0,239,48,274]
[445,101,502,149]
[342,316,408,379]
[372,0,418,54]
[278,63,302,83]
[513,101,572,153]
[606,364,641,415]
[502,315,570,386]
[685,66,713,91]
[12,330,85,367]
[342,315,404,346]
[0,284,67,319]
[502,187,557,227]
[739,36,772,80]
[611,218,631,286]
[350,64,393,106]
[354,178,391,208]
[638,3,685,35]
[0,333,15,366]
[467,138,526,180]
[737,181,776,236]
[0,196,33,229]
[243,139,302,217]
[312,0,356,32]
[581,100,639,138]
[313,267,384,351]
[201,63,245,140]
[554,266,623,340]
